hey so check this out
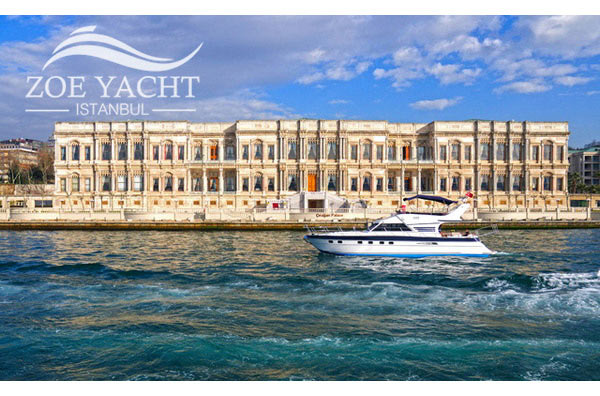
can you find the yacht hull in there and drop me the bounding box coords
[304,234,492,258]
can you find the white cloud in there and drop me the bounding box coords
[298,59,371,84]
[429,35,503,60]
[194,90,299,121]
[554,76,593,87]
[373,67,424,88]
[492,58,578,83]
[328,99,350,105]
[494,80,551,94]
[354,61,371,74]
[392,47,423,65]
[410,97,462,111]
[427,63,481,85]
[304,48,327,64]
[517,16,600,59]
[297,72,325,85]
[324,64,355,81]
[374,62,481,89]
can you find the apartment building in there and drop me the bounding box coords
[569,144,600,186]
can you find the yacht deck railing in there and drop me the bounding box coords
[305,225,345,234]
[474,224,499,237]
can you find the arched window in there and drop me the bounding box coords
[254,140,263,160]
[254,173,263,191]
[288,173,298,191]
[71,142,80,161]
[327,173,337,191]
[543,141,553,161]
[71,173,80,192]
[362,173,372,191]
[225,141,236,160]
[164,173,173,191]
[327,140,338,160]
[451,174,460,191]
[480,174,490,191]
[362,140,372,160]
[308,140,318,160]
[118,141,128,161]
[193,142,203,161]
[163,141,173,161]
[450,141,460,161]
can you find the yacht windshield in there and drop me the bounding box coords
[367,222,381,231]
[368,222,412,232]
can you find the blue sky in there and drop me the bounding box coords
[0,15,599,146]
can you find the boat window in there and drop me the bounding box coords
[337,241,342,244]
[358,241,363,244]
[376,223,412,232]
[388,242,393,245]
[368,241,373,244]
[379,241,385,244]
[328,240,333,243]
[414,227,437,233]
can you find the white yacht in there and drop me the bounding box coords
[304,194,494,258]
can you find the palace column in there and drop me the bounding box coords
[397,170,403,195]
[184,168,190,194]
[218,168,224,194]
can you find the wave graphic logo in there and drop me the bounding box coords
[43,25,203,72]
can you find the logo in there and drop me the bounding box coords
[26,25,203,116]
[43,25,203,72]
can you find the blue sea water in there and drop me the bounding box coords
[0,229,599,380]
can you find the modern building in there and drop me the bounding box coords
[569,144,600,186]
[0,138,41,182]
[52,119,570,211]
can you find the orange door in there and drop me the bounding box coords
[307,174,317,192]
[210,145,218,160]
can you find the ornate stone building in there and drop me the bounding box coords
[52,119,570,211]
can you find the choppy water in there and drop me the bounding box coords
[0,229,599,380]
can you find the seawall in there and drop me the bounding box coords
[1,220,599,231]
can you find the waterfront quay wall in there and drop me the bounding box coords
[0,206,595,223]
[1,220,599,231]
[0,206,598,231]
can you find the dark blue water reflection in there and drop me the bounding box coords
[0,229,599,380]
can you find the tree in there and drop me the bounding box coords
[7,153,24,184]
[4,144,54,185]
[36,144,54,184]
[568,172,585,193]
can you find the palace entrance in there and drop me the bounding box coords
[307,174,317,192]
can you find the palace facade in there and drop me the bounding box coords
[52,119,570,211]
